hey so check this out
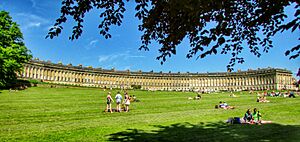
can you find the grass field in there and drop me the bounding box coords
[0,86,300,141]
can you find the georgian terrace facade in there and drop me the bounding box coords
[20,60,295,91]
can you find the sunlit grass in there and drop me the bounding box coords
[0,86,299,141]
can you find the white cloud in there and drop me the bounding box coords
[98,55,110,63]
[89,40,98,45]
[98,54,124,61]
[98,52,145,63]
[84,39,99,50]
[98,54,125,64]
[28,22,41,27]
[15,13,50,30]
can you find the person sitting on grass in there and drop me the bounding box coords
[228,108,272,125]
[269,91,275,97]
[131,95,136,102]
[283,92,289,98]
[275,92,281,97]
[131,95,140,102]
[249,90,254,94]
[251,108,261,124]
[243,109,252,123]
[288,91,296,98]
[229,93,237,97]
[195,94,201,100]
[257,96,270,103]
[257,92,262,97]
[251,108,272,124]
[105,92,114,113]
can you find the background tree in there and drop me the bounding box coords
[47,0,299,71]
[0,11,32,88]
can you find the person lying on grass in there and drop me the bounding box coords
[215,101,235,109]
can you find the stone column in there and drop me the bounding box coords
[40,68,44,79]
[24,65,28,77]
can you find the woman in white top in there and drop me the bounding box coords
[124,92,130,112]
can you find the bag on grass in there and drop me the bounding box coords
[232,117,241,124]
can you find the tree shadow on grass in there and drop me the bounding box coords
[108,122,300,142]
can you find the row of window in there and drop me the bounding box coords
[23,66,292,88]
[23,72,280,87]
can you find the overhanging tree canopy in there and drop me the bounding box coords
[47,0,300,71]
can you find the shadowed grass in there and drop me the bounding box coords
[108,122,300,142]
[0,86,299,141]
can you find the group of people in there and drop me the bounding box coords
[256,91,296,98]
[256,91,297,102]
[256,96,270,103]
[275,91,296,98]
[105,91,131,113]
[242,108,272,124]
[226,108,272,125]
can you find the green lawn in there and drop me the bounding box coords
[0,86,299,141]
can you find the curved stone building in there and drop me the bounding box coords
[21,60,295,91]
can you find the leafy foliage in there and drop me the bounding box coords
[0,11,32,88]
[47,0,299,71]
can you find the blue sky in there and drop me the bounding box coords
[1,0,299,77]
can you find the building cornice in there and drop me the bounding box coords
[25,59,292,77]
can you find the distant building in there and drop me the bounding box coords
[20,60,295,91]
